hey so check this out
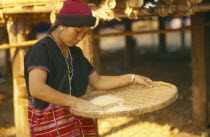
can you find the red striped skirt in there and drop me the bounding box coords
[28,98,99,137]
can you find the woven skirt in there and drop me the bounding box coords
[28,98,99,137]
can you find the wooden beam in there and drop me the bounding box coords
[0,40,37,50]
[1,3,210,17]
[1,20,210,50]
[191,13,208,130]
[94,21,210,39]
[1,3,63,14]
[114,3,210,17]
[0,0,66,9]
[94,26,192,38]
[0,27,191,50]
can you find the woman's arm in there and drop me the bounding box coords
[89,71,153,91]
[29,69,102,111]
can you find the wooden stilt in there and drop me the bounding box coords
[181,16,186,51]
[5,49,11,76]
[124,19,136,68]
[77,29,101,72]
[191,13,208,130]
[92,27,101,73]
[77,31,94,65]
[77,28,101,132]
[0,23,11,76]
[204,12,210,132]
[6,18,30,137]
[159,17,166,53]
[205,11,210,78]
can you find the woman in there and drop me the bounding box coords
[24,0,153,136]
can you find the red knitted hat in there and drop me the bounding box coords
[56,0,96,27]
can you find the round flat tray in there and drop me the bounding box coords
[70,81,178,118]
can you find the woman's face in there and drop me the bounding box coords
[59,26,90,47]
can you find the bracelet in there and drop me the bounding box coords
[131,74,135,84]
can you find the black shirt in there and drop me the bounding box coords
[24,36,94,109]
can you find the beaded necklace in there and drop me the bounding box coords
[49,34,74,95]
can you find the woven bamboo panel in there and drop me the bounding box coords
[70,81,178,118]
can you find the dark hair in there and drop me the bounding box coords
[47,21,61,35]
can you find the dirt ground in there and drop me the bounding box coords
[0,48,210,137]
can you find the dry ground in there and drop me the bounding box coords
[0,48,209,137]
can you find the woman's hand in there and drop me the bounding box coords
[132,74,154,87]
[75,98,104,111]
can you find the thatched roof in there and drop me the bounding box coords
[0,0,210,26]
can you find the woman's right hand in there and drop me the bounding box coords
[75,99,104,111]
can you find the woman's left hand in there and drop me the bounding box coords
[133,75,154,87]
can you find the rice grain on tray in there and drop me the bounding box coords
[90,94,123,107]
[107,105,134,112]
[89,94,134,112]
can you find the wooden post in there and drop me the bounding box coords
[92,27,101,73]
[181,16,186,52]
[124,19,136,68]
[77,29,101,73]
[0,23,11,76]
[77,31,94,62]
[77,27,101,130]
[77,28,101,95]
[159,17,166,53]
[6,18,30,137]
[205,11,210,83]
[204,12,210,132]
[5,49,11,75]
[191,13,208,130]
